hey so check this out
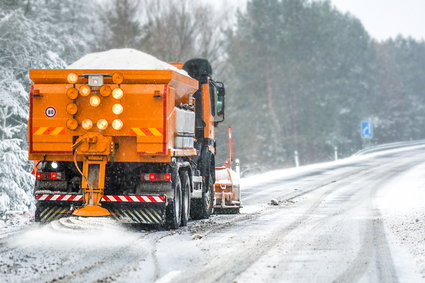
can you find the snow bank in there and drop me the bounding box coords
[241,143,425,189]
[67,48,189,76]
[377,163,425,278]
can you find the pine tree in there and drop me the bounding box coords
[98,0,143,50]
[0,0,98,216]
[373,37,425,143]
[0,106,34,216]
[0,3,63,216]
[227,0,374,169]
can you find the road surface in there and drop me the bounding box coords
[1,145,424,282]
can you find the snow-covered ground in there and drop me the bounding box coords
[376,163,425,280]
[1,144,425,282]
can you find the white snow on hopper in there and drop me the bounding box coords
[66,48,189,76]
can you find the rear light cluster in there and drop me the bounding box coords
[36,172,65,181]
[140,173,171,182]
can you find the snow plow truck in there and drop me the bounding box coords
[214,127,242,214]
[28,58,226,228]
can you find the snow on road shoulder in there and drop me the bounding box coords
[0,217,159,282]
[376,162,425,280]
[240,153,366,191]
[66,48,189,76]
[241,143,425,189]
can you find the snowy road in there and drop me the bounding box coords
[1,145,425,282]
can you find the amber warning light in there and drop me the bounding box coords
[112,119,123,130]
[97,119,108,130]
[67,73,78,84]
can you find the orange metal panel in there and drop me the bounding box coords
[29,137,172,163]
[30,84,73,153]
[136,143,164,154]
[28,69,198,162]
[29,69,197,99]
[30,84,168,152]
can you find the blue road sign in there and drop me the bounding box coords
[361,121,373,139]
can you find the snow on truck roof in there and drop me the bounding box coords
[66,48,189,76]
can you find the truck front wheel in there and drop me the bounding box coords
[191,161,214,219]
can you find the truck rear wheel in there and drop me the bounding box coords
[35,203,41,222]
[180,171,191,226]
[166,172,182,229]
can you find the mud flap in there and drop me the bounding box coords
[35,194,167,225]
[103,202,167,225]
[35,201,79,223]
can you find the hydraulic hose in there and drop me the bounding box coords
[73,149,94,205]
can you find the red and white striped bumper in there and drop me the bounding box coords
[102,195,165,203]
[35,194,166,203]
[36,194,83,201]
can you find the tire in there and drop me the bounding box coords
[180,171,191,226]
[191,157,215,219]
[166,171,182,229]
[35,203,41,222]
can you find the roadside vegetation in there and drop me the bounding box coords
[1,0,425,214]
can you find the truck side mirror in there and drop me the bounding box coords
[217,91,225,116]
[213,82,225,126]
[217,85,225,97]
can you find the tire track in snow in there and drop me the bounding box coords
[176,166,375,282]
[233,157,423,283]
[0,218,162,283]
[44,229,171,283]
[278,157,424,282]
[331,160,422,283]
[187,165,372,240]
[180,151,425,282]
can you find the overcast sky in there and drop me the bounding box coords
[220,0,425,41]
[329,0,425,41]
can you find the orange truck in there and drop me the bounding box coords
[28,59,225,228]
[214,127,241,214]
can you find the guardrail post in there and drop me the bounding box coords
[294,150,299,167]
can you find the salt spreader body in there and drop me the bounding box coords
[28,58,226,228]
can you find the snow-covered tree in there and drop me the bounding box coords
[97,0,143,50]
[227,0,375,168]
[0,106,34,215]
